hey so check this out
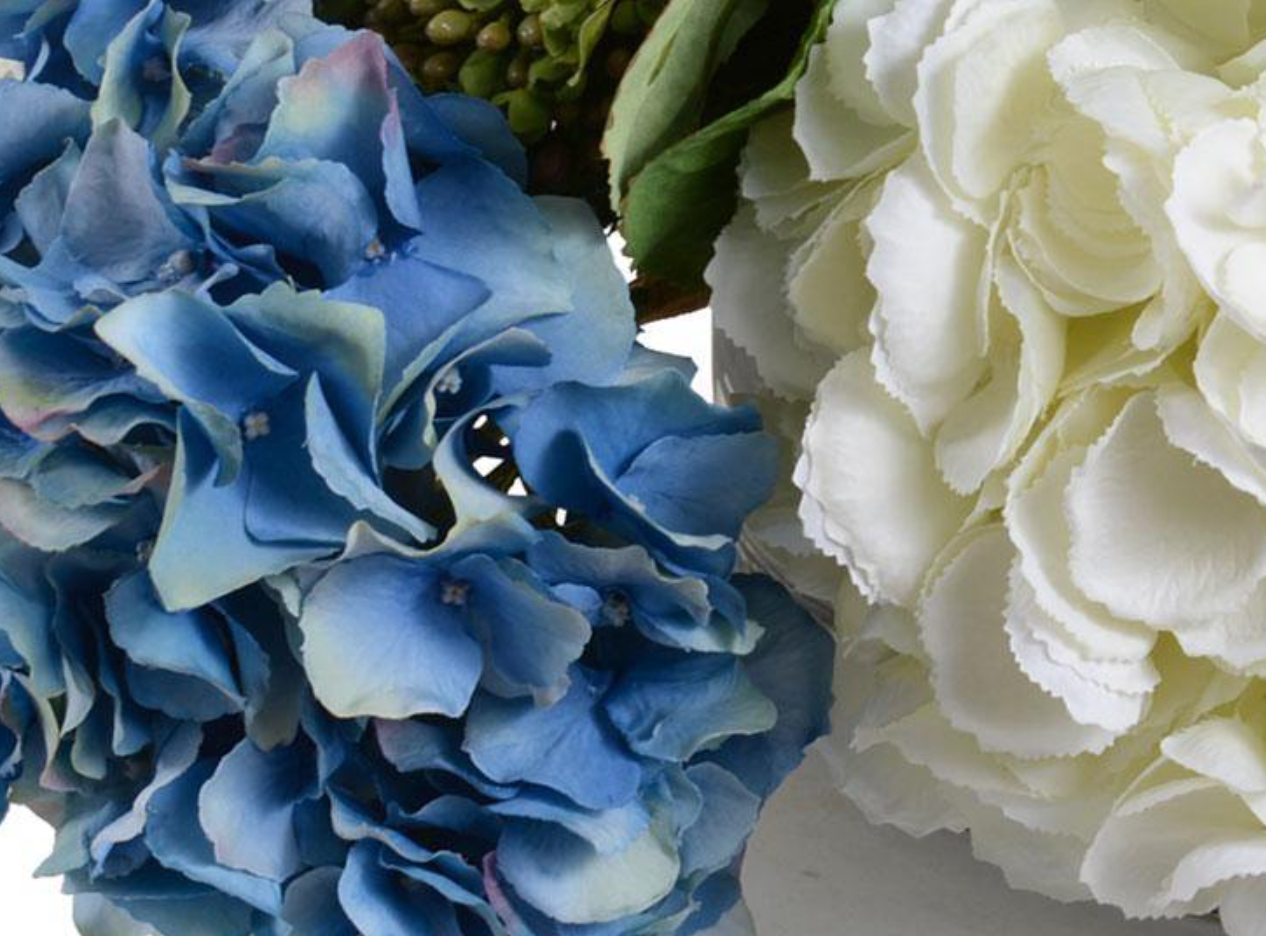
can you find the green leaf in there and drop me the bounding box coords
[604,0,767,212]
[608,0,835,287]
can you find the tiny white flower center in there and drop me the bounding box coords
[436,369,463,395]
[364,237,386,261]
[243,411,272,441]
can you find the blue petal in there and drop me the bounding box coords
[15,139,80,256]
[0,80,89,212]
[463,667,641,811]
[374,719,519,801]
[198,737,315,881]
[177,0,311,78]
[60,120,194,283]
[492,197,633,395]
[92,0,191,148]
[104,571,242,705]
[453,553,589,701]
[702,576,834,799]
[281,866,357,936]
[678,764,760,877]
[604,653,776,762]
[424,93,527,187]
[63,0,146,83]
[148,411,331,610]
[169,156,376,287]
[337,841,463,936]
[298,554,482,719]
[64,865,255,936]
[495,818,680,926]
[488,789,649,857]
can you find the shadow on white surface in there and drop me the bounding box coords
[742,752,1212,936]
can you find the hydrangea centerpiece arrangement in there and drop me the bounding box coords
[0,3,834,934]
[712,0,1266,932]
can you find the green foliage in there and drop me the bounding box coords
[605,0,835,287]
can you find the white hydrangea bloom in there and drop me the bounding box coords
[708,0,1266,930]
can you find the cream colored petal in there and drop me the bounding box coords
[1196,311,1266,449]
[1066,393,1266,624]
[786,182,876,357]
[920,527,1121,759]
[1162,717,1266,793]
[796,351,973,606]
[865,152,990,432]
[1168,118,1266,339]
[794,42,910,183]
[1083,778,1254,918]
[913,0,1064,221]
[707,205,834,401]
[863,0,956,126]
[1007,446,1158,661]
[1005,563,1152,734]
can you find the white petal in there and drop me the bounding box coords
[934,248,1065,493]
[1083,778,1257,918]
[866,152,989,432]
[796,351,972,606]
[1007,445,1158,661]
[913,0,1064,221]
[1066,393,1266,624]
[823,0,900,126]
[707,205,834,400]
[1157,382,1266,508]
[786,182,876,357]
[1162,717,1266,793]
[863,0,956,126]
[740,112,844,237]
[1004,563,1151,734]
[920,527,1120,758]
[1168,118,1266,339]
[794,42,909,183]
[1174,579,1266,674]
[1196,311,1266,450]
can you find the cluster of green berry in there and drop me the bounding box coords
[357,0,662,142]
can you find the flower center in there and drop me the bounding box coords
[142,55,171,83]
[601,592,631,627]
[242,411,272,441]
[436,369,463,395]
[440,578,470,607]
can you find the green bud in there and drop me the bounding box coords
[408,0,449,16]
[421,49,463,86]
[516,13,544,48]
[426,8,475,44]
[498,88,552,140]
[460,48,505,98]
[476,20,513,51]
[505,51,530,88]
[610,0,639,35]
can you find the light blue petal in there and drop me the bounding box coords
[496,818,680,926]
[702,576,834,799]
[678,765,759,877]
[104,571,242,706]
[91,0,191,148]
[337,841,461,936]
[15,139,80,256]
[0,80,89,213]
[177,0,311,77]
[454,554,589,701]
[198,737,314,881]
[492,197,633,395]
[63,0,146,83]
[299,555,481,719]
[604,654,776,762]
[488,789,649,857]
[281,866,357,936]
[149,411,331,611]
[61,120,193,283]
[374,719,519,801]
[463,668,641,811]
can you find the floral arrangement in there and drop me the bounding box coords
[712,0,1266,932]
[0,2,834,934]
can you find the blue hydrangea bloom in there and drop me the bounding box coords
[0,4,835,935]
